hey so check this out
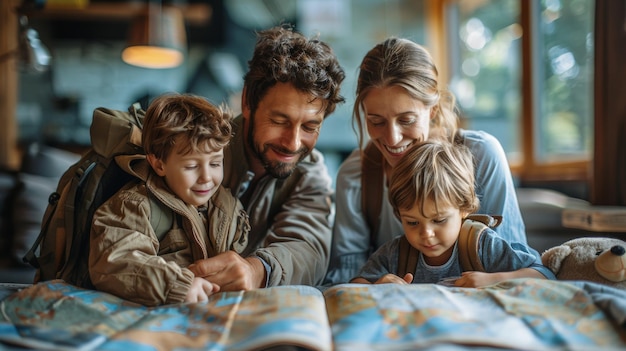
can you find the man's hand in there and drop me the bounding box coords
[188,251,266,291]
[185,277,219,303]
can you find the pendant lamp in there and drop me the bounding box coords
[122,2,186,69]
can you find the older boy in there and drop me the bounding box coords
[89,93,249,306]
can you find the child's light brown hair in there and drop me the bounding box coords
[142,93,233,161]
[388,140,479,218]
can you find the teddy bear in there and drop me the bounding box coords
[541,237,626,290]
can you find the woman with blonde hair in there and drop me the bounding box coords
[325,38,550,285]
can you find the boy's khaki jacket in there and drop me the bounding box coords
[89,155,249,306]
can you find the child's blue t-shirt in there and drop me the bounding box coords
[354,227,555,284]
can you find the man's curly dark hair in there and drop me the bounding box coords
[243,25,346,118]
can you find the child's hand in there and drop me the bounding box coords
[454,271,497,287]
[185,277,220,303]
[375,273,413,285]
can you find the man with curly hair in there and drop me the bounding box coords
[189,25,346,290]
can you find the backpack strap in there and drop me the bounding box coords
[458,214,502,272]
[361,142,384,252]
[22,183,67,270]
[397,236,419,279]
[147,191,177,241]
[128,102,145,128]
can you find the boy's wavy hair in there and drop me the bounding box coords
[142,93,233,161]
[388,140,479,219]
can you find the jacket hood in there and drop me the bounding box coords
[115,154,153,182]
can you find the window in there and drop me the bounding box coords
[12,0,593,185]
[449,0,523,157]
[533,0,593,163]
[303,0,427,156]
[296,0,427,184]
[446,0,594,181]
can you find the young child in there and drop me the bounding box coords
[89,93,249,306]
[350,140,554,287]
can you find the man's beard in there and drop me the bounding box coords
[258,145,306,179]
[247,115,309,179]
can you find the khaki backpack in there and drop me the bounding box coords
[359,142,503,275]
[23,103,172,288]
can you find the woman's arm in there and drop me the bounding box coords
[462,130,532,249]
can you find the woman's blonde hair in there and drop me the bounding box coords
[388,140,479,218]
[353,37,459,149]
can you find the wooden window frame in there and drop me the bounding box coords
[426,0,591,185]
